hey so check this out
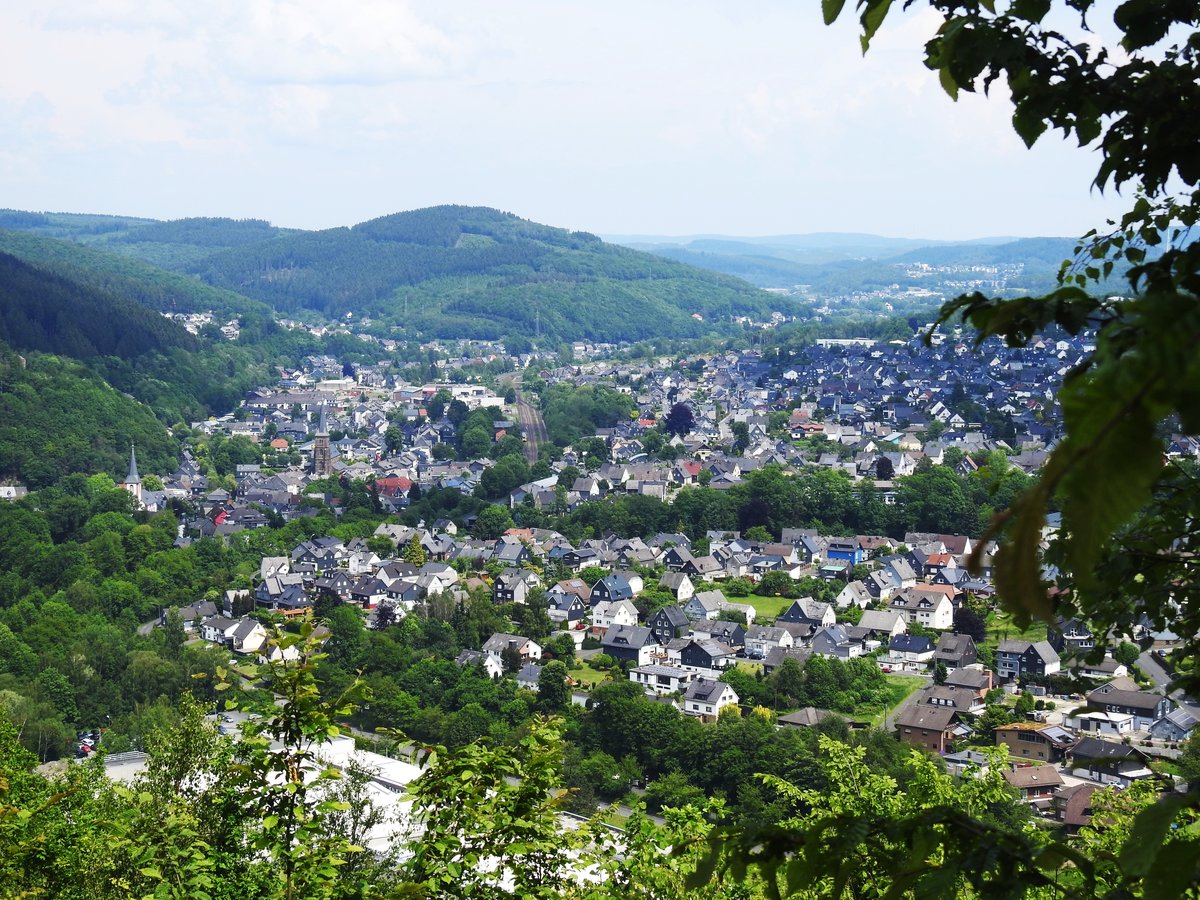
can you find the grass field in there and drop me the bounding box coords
[741,594,795,620]
[569,664,612,689]
[860,674,927,727]
[984,612,1048,650]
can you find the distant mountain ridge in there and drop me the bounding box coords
[605,230,1079,290]
[0,206,775,344]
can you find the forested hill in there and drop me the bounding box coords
[0,252,198,359]
[0,346,178,487]
[0,251,334,444]
[0,206,777,344]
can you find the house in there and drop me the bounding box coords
[777,598,836,629]
[591,599,640,633]
[162,600,219,631]
[482,633,543,666]
[601,625,658,666]
[994,722,1076,763]
[895,705,961,754]
[691,619,745,648]
[658,572,695,601]
[776,708,843,729]
[1066,737,1158,787]
[996,640,1061,682]
[547,578,592,606]
[744,625,794,659]
[835,580,873,610]
[678,638,738,671]
[944,666,994,700]
[684,590,733,622]
[547,592,588,625]
[1150,707,1197,742]
[647,605,691,645]
[933,633,978,671]
[682,678,739,719]
[921,685,984,712]
[1085,683,1171,730]
[1048,618,1097,657]
[630,664,697,697]
[882,634,935,671]
[515,662,544,692]
[810,625,862,660]
[1003,765,1064,809]
[762,646,813,675]
[889,588,954,630]
[493,569,539,605]
[1055,783,1101,834]
[825,539,864,567]
[591,574,636,606]
[455,649,504,679]
[857,609,907,641]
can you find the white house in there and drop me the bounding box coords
[682,678,739,718]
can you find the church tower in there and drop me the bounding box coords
[312,405,333,477]
[122,444,143,508]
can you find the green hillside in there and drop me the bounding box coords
[188,206,775,342]
[0,345,178,487]
[1,206,779,343]
[0,228,273,320]
[0,249,328,425]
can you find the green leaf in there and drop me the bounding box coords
[859,0,895,53]
[139,867,162,879]
[1120,794,1186,877]
[1012,106,1048,147]
[821,0,847,26]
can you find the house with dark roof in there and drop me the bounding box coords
[934,632,978,671]
[648,605,691,645]
[1085,683,1172,730]
[997,640,1061,682]
[1066,737,1158,787]
[895,705,961,754]
[601,625,658,666]
[1003,765,1063,809]
[682,677,739,719]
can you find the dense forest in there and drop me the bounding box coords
[0,206,779,345]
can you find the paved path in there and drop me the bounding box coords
[1139,650,1200,719]
[882,675,931,731]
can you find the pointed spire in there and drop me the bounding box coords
[317,404,329,436]
[126,444,141,484]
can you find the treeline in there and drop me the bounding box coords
[508,462,1031,544]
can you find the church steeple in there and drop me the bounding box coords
[123,444,143,507]
[126,444,141,485]
[312,405,333,477]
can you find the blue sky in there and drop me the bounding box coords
[0,1,1129,239]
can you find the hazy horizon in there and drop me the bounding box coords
[2,2,1127,240]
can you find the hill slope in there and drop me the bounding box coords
[1,206,778,344]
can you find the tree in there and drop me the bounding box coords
[875,455,894,481]
[825,2,1200,695]
[664,402,695,437]
[401,534,427,568]
[474,504,514,540]
[537,660,570,712]
[953,606,988,643]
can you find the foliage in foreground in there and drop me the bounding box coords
[2,626,1199,898]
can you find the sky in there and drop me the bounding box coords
[0,1,1130,240]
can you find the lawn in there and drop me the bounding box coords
[568,664,612,690]
[983,612,1048,652]
[741,594,795,620]
[859,674,927,727]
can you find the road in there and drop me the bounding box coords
[1139,650,1200,720]
[882,675,932,731]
